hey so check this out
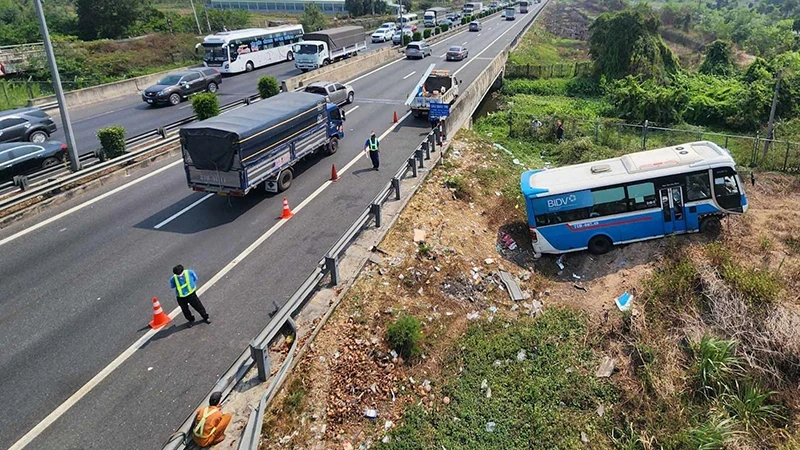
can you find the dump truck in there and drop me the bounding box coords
[179,92,346,195]
[405,65,460,118]
[424,7,449,27]
[293,26,367,72]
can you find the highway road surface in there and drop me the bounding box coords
[47,39,390,155]
[0,5,543,449]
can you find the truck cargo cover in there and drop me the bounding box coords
[303,26,365,51]
[180,92,326,171]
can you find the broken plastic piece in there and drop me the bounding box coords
[364,408,378,419]
[556,255,565,270]
[486,422,496,433]
[615,292,633,312]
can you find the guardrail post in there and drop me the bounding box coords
[441,119,448,141]
[12,175,29,191]
[415,148,424,169]
[408,157,418,177]
[325,255,339,286]
[158,127,167,139]
[422,141,431,160]
[370,202,382,228]
[249,341,271,382]
[428,132,436,153]
[392,177,401,200]
[245,96,252,105]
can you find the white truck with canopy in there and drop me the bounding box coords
[293,26,367,72]
[424,7,449,27]
[405,65,460,117]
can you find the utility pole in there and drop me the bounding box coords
[189,0,203,35]
[32,0,80,172]
[762,70,782,158]
[205,8,212,32]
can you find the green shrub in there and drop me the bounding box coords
[412,31,422,41]
[694,335,743,398]
[191,92,220,121]
[440,23,449,32]
[502,78,570,96]
[423,28,432,39]
[386,315,423,361]
[461,17,467,25]
[687,417,738,450]
[257,76,280,99]
[402,34,412,46]
[723,380,785,432]
[434,26,441,35]
[565,76,602,97]
[96,126,126,159]
[721,263,780,305]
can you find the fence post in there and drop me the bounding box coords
[724,136,729,149]
[392,177,401,200]
[508,109,513,137]
[415,148,424,168]
[370,202,382,228]
[642,120,649,151]
[573,62,578,78]
[422,141,431,160]
[428,132,436,153]
[594,121,599,144]
[751,132,760,167]
[1,82,8,104]
[526,63,530,77]
[408,157,418,177]
[26,81,34,99]
[784,141,790,172]
[325,255,339,286]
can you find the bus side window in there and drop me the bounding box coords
[626,182,656,211]
[590,186,627,217]
[713,167,742,210]
[686,172,711,201]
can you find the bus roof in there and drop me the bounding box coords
[521,141,737,198]
[425,7,448,12]
[203,25,303,44]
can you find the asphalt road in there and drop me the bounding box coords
[48,39,390,155]
[0,6,543,450]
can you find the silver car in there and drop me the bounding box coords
[304,81,355,105]
[406,41,432,59]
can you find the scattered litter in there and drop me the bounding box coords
[409,377,416,384]
[498,231,518,251]
[398,274,405,280]
[418,287,424,296]
[512,158,521,165]
[615,292,634,312]
[574,284,587,292]
[445,311,454,316]
[413,229,427,243]
[619,259,627,267]
[498,270,525,301]
[516,349,527,361]
[510,304,520,311]
[467,311,480,320]
[495,191,502,197]
[489,306,498,314]
[147,367,153,371]
[486,388,492,398]
[422,379,431,388]
[443,396,451,405]
[390,350,399,359]
[385,420,394,430]
[391,389,396,402]
[484,258,495,265]
[596,404,605,417]
[493,143,513,155]
[371,383,378,394]
[581,432,590,445]
[595,356,616,378]
[434,266,441,272]
[481,379,488,390]
[382,436,390,444]
[486,422,497,433]
[493,360,503,367]
[565,367,575,373]
[572,273,581,280]
[544,289,551,296]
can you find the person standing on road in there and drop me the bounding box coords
[365,130,380,171]
[192,391,232,447]
[169,264,211,328]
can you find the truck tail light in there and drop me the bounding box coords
[529,226,538,243]
[60,144,68,150]
[192,187,205,192]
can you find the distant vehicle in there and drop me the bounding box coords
[294,26,367,72]
[519,0,529,13]
[469,21,482,31]
[407,68,460,117]
[200,25,304,74]
[142,68,222,107]
[0,108,57,144]
[180,92,346,195]
[521,141,748,256]
[463,2,482,15]
[405,41,432,59]
[424,7,449,27]
[397,13,419,28]
[505,7,516,19]
[446,45,468,61]
[371,26,395,42]
[490,1,499,7]
[393,27,413,45]
[0,140,66,181]
[438,18,453,27]
[304,81,355,105]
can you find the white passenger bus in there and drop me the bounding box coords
[397,13,419,28]
[201,25,304,74]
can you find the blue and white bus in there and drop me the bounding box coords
[521,141,748,256]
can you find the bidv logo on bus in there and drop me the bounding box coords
[547,194,578,209]
[533,190,593,213]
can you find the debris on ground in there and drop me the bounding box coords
[556,255,565,271]
[595,356,616,378]
[498,231,518,251]
[498,270,525,301]
[413,229,426,243]
[615,292,633,312]
[486,421,497,433]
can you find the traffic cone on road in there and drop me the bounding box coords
[281,197,294,219]
[149,297,171,329]
[393,111,398,123]
[331,164,339,181]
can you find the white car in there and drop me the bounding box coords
[371,27,395,43]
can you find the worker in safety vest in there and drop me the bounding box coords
[364,130,380,171]
[192,391,232,447]
[169,264,211,327]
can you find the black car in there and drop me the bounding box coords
[142,68,222,107]
[0,107,57,144]
[0,140,66,181]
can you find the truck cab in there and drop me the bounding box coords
[294,41,328,71]
[505,7,515,19]
[407,68,460,117]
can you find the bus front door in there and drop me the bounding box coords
[660,187,687,234]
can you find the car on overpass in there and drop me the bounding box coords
[0,140,66,181]
[142,68,222,107]
[0,107,57,144]
[304,81,355,105]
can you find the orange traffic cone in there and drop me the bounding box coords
[331,164,339,181]
[281,197,294,219]
[393,111,398,123]
[149,297,171,329]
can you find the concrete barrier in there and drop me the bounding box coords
[28,65,196,109]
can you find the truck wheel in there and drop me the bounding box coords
[277,169,293,192]
[245,61,254,72]
[207,82,218,93]
[286,51,294,61]
[588,235,613,255]
[326,137,339,155]
[322,59,330,67]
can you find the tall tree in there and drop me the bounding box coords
[699,40,736,76]
[76,0,144,40]
[301,3,328,32]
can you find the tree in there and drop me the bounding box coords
[191,92,220,121]
[76,0,145,40]
[301,3,328,32]
[258,76,281,99]
[699,40,736,76]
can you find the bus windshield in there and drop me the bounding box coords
[296,44,320,54]
[202,44,228,64]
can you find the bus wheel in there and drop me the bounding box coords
[245,61,254,72]
[287,51,294,61]
[277,169,293,192]
[700,216,722,237]
[588,235,613,255]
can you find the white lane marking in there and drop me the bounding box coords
[347,105,360,114]
[6,110,413,450]
[0,160,183,248]
[153,193,214,229]
[454,13,529,77]
[439,54,447,58]
[463,41,468,45]
[179,103,194,110]
[402,71,416,79]
[477,33,482,36]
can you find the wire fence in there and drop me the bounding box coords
[505,61,592,79]
[505,111,800,173]
[0,79,89,110]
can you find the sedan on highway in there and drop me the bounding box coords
[0,140,66,181]
[371,26,395,43]
[446,45,469,61]
[304,81,355,105]
[393,26,414,45]
[469,21,482,31]
[406,41,432,59]
[438,18,453,28]
[142,68,222,107]
[0,107,57,144]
